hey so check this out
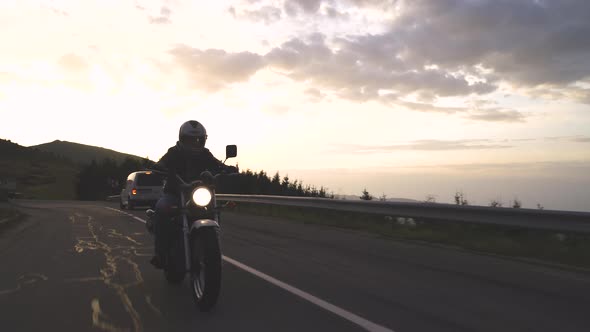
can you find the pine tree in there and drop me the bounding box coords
[360,188,373,200]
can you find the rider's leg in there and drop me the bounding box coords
[151,193,177,268]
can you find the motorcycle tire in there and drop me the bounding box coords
[190,228,221,312]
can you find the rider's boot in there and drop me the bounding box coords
[150,255,163,269]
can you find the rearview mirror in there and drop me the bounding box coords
[226,145,237,159]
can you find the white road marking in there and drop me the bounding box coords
[132,216,145,223]
[103,206,395,332]
[222,256,394,332]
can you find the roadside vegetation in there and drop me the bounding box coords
[218,170,331,198]
[2,138,333,201]
[0,139,79,200]
[225,201,590,270]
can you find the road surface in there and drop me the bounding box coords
[0,200,588,332]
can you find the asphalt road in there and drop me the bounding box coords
[0,200,589,332]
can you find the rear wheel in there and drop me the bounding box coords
[119,199,125,209]
[127,197,134,210]
[190,228,221,312]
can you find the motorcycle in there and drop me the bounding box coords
[145,144,238,312]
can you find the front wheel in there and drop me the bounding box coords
[190,228,221,312]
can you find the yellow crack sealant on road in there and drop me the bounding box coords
[145,295,162,317]
[107,229,143,246]
[0,273,48,296]
[92,298,130,332]
[71,213,154,332]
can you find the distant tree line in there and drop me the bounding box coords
[76,157,154,200]
[76,158,332,200]
[217,169,332,198]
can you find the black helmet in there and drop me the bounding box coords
[179,120,208,152]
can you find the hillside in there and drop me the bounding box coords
[0,139,78,199]
[30,140,146,165]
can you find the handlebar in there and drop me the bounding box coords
[145,168,238,189]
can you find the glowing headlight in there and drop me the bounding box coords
[192,187,212,206]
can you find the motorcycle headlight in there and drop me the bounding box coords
[192,187,212,207]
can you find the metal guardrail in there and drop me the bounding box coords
[216,194,590,233]
[105,193,590,233]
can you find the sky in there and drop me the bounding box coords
[1,0,589,211]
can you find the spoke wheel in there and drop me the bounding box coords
[190,228,221,312]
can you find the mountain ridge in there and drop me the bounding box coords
[1,138,77,199]
[30,140,148,165]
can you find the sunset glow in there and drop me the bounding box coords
[1,0,589,210]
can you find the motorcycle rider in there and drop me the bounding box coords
[150,120,237,268]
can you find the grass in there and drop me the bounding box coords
[0,159,78,200]
[1,138,79,200]
[225,202,590,270]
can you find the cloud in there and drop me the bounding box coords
[528,85,590,104]
[43,5,69,16]
[229,0,390,21]
[388,99,462,114]
[429,160,590,174]
[502,138,536,142]
[391,1,590,89]
[57,54,88,73]
[304,88,326,101]
[346,0,394,8]
[264,104,291,114]
[167,36,506,119]
[381,93,527,122]
[464,108,526,123]
[323,6,349,19]
[160,6,172,16]
[55,53,94,91]
[284,0,322,15]
[134,0,146,10]
[256,1,590,103]
[149,6,172,24]
[168,45,265,91]
[265,34,496,100]
[281,0,394,16]
[333,139,513,153]
[229,5,282,24]
[171,1,590,107]
[544,136,590,143]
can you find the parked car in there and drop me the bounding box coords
[120,171,164,210]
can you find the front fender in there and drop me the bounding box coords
[189,219,220,233]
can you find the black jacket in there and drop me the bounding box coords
[154,142,227,194]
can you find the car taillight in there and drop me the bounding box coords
[132,188,137,195]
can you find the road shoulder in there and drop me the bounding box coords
[0,201,26,232]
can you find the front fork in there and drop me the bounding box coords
[180,192,220,273]
[180,191,192,272]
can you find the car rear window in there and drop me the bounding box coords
[136,173,164,187]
